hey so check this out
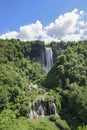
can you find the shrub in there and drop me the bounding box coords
[49,115,59,121]
[55,118,71,130]
[78,125,87,130]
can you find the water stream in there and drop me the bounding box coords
[45,47,53,72]
[29,98,58,118]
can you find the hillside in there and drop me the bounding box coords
[0,39,87,130]
[46,41,87,88]
[45,41,87,129]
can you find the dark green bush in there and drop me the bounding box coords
[49,115,59,121]
[55,118,71,130]
[78,125,87,130]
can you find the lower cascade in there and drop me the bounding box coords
[29,97,58,119]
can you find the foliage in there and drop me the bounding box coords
[48,89,62,112]
[0,39,46,114]
[45,41,87,129]
[49,115,59,121]
[68,86,87,124]
[78,125,87,130]
[45,41,87,88]
[0,39,87,130]
[49,114,71,130]
[55,118,71,130]
[0,109,58,130]
[59,85,87,129]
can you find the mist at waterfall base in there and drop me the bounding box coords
[43,47,53,72]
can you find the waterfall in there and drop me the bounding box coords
[29,101,38,118]
[45,47,53,72]
[29,98,58,119]
[49,101,58,115]
[29,100,44,118]
[38,100,44,116]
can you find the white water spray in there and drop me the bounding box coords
[45,47,53,72]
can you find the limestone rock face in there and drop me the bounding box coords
[29,42,55,72]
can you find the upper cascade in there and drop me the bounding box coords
[45,47,53,72]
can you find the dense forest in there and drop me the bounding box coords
[0,39,87,130]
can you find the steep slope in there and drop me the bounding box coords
[45,42,87,88]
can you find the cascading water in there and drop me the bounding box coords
[29,101,38,118]
[29,98,58,119]
[38,100,44,116]
[45,47,53,72]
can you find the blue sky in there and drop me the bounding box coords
[0,0,87,43]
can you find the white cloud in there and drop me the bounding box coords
[45,9,86,41]
[45,9,79,38]
[62,34,80,42]
[0,31,18,39]
[17,20,43,41]
[0,9,87,43]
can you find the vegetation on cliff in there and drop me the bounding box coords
[45,41,87,129]
[0,39,87,130]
